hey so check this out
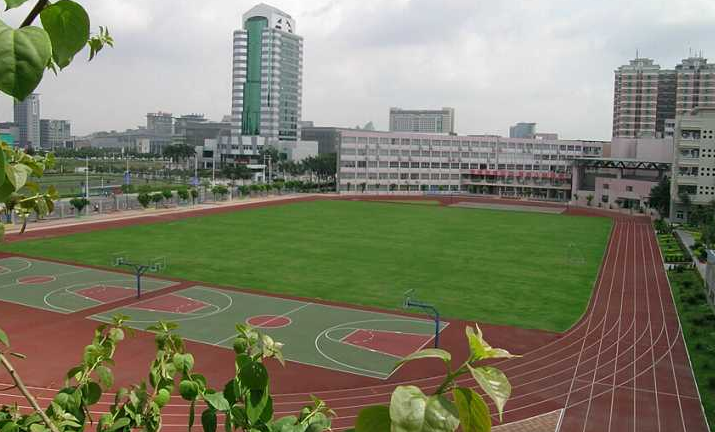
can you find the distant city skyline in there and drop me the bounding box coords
[0,0,713,140]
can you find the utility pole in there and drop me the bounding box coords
[85,156,89,200]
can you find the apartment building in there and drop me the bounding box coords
[337,130,605,200]
[670,107,715,221]
[389,108,455,134]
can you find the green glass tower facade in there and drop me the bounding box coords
[241,17,267,136]
[231,4,302,143]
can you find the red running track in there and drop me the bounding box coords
[0,205,710,431]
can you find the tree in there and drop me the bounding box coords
[648,176,670,217]
[189,188,199,205]
[69,197,89,215]
[177,187,189,203]
[150,192,163,209]
[211,185,228,201]
[137,192,151,209]
[161,188,173,206]
[586,194,594,206]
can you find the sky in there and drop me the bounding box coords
[0,0,714,140]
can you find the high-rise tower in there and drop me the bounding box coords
[13,93,40,148]
[231,3,303,143]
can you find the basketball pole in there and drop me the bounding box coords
[404,291,441,348]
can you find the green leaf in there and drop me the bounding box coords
[201,409,217,432]
[466,325,517,361]
[66,365,83,382]
[0,327,9,347]
[394,348,451,370]
[179,380,198,401]
[4,0,30,10]
[0,21,52,100]
[452,387,490,432]
[355,405,390,432]
[423,395,460,432]
[1,422,19,432]
[203,391,230,412]
[5,163,32,191]
[467,366,511,420]
[188,400,195,432]
[465,327,486,360]
[246,389,270,424]
[84,381,102,405]
[39,0,90,68]
[389,386,426,431]
[96,365,114,389]
[240,360,268,390]
[106,417,130,432]
[389,386,459,432]
[173,352,195,372]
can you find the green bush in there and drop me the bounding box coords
[69,197,90,213]
[137,192,151,209]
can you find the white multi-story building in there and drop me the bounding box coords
[389,108,455,134]
[337,130,606,200]
[231,3,303,143]
[39,119,71,149]
[612,58,662,139]
[13,93,40,148]
[670,107,715,221]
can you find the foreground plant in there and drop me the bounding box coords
[0,320,335,432]
[350,324,517,432]
[177,324,334,432]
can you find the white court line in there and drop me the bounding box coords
[212,302,312,346]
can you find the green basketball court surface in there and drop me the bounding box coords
[0,257,173,313]
[0,256,446,379]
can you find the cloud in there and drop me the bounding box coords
[1,0,714,141]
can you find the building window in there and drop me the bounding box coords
[676,211,684,219]
[602,195,609,203]
[626,186,633,192]
[603,184,609,190]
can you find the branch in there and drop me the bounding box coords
[0,353,61,432]
[20,0,49,27]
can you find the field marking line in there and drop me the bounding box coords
[607,222,631,432]
[314,318,438,380]
[42,278,136,313]
[213,302,312,346]
[324,328,403,360]
[561,220,621,422]
[98,286,234,324]
[0,267,91,291]
[0,257,33,276]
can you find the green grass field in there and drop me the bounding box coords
[1,201,612,331]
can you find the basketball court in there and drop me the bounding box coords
[91,285,447,379]
[0,257,173,313]
[0,256,446,379]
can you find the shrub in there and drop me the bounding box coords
[161,188,173,201]
[177,188,189,201]
[211,185,229,200]
[137,192,151,209]
[69,197,90,213]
